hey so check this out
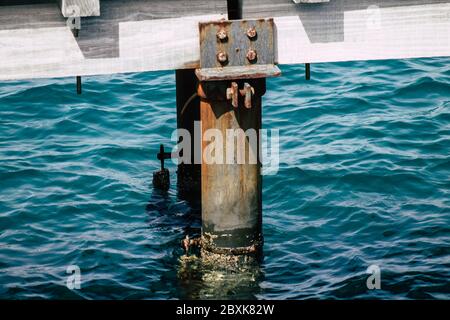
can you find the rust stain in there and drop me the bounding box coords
[182,60,200,69]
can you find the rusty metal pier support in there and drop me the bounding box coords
[197,79,266,263]
[195,1,280,264]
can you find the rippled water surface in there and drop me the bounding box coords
[0,58,449,299]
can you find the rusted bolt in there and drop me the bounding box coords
[226,82,239,108]
[247,27,257,39]
[246,49,257,62]
[216,28,228,41]
[217,51,228,64]
[239,83,255,109]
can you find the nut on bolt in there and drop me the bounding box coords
[246,49,257,62]
[247,27,257,39]
[217,51,228,64]
[216,28,228,41]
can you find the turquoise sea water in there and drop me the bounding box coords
[0,58,449,299]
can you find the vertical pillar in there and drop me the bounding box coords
[176,69,201,202]
[199,0,264,263]
[199,80,265,262]
[226,0,242,19]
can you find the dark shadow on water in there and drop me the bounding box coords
[145,187,265,300]
[145,187,201,239]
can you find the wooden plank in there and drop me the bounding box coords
[73,0,226,59]
[275,3,450,64]
[0,13,226,80]
[293,0,330,3]
[0,0,449,81]
[58,0,100,17]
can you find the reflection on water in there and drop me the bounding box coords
[146,186,264,300]
[145,187,201,242]
[177,254,264,300]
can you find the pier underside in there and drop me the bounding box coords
[0,0,449,81]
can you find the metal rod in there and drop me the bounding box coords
[73,18,81,95]
[160,144,165,170]
[76,76,81,94]
[227,0,243,20]
[305,63,311,80]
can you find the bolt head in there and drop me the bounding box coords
[246,49,257,62]
[216,28,228,41]
[217,51,228,63]
[247,27,257,39]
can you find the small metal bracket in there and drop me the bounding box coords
[153,144,171,191]
[157,144,171,170]
[195,18,281,82]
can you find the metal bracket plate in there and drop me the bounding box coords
[195,18,281,81]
